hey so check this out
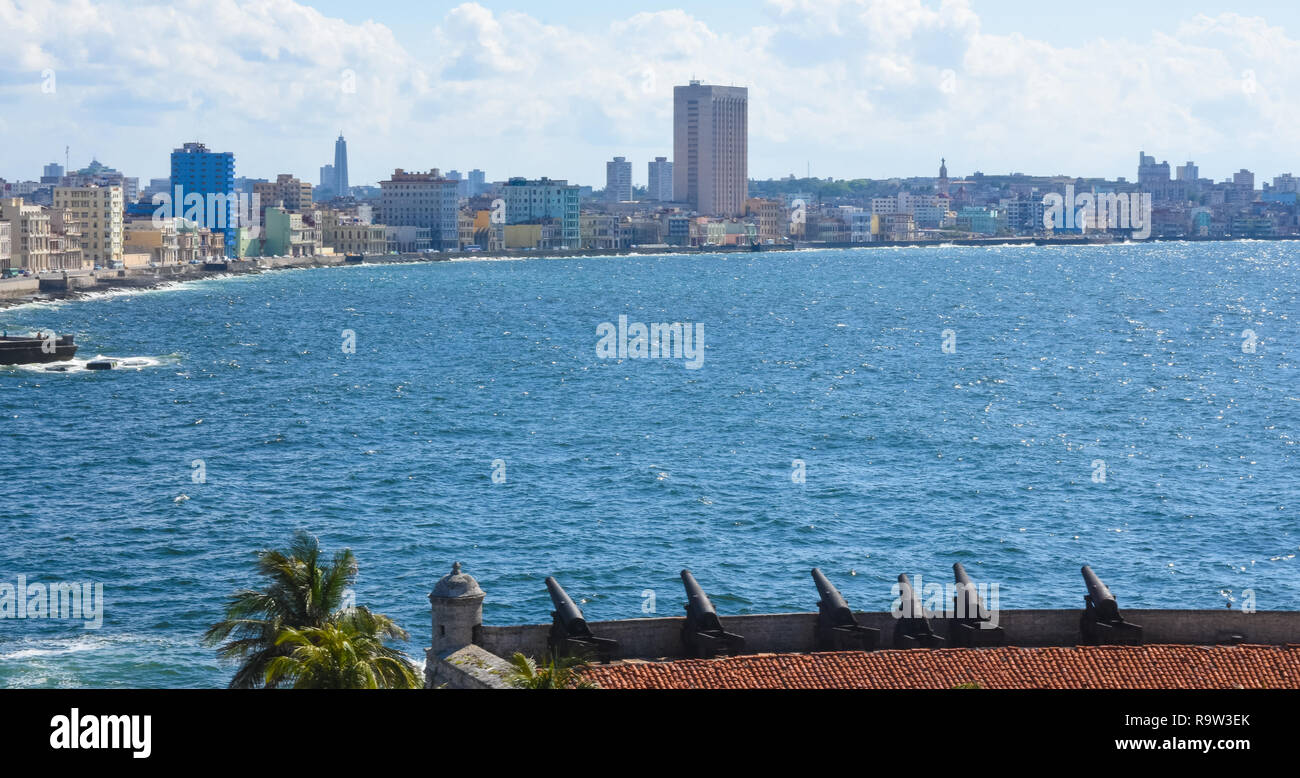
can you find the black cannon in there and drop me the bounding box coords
[894,573,944,649]
[680,570,745,658]
[545,576,619,662]
[811,568,879,650]
[1079,566,1142,645]
[950,563,1005,647]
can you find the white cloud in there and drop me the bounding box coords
[0,0,1297,186]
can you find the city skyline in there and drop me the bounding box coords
[4,1,1300,187]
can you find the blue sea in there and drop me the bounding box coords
[1,243,1297,688]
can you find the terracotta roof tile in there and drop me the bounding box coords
[580,644,1300,689]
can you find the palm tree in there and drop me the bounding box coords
[262,608,422,689]
[204,531,359,688]
[505,651,598,689]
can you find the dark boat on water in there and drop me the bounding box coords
[0,333,78,365]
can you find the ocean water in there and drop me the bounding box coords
[1,243,1297,688]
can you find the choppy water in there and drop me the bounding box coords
[1,243,1297,687]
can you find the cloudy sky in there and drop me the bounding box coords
[2,0,1299,188]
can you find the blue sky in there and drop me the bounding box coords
[2,0,1299,188]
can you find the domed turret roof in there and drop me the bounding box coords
[432,562,484,599]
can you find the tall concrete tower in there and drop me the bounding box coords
[334,133,349,197]
[673,81,747,217]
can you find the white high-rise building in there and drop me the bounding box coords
[648,157,673,202]
[605,157,632,202]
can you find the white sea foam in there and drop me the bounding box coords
[15,355,172,374]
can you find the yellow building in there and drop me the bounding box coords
[744,198,785,242]
[503,223,549,249]
[52,185,124,266]
[124,217,180,266]
[0,198,52,271]
[471,210,502,250]
[317,210,386,256]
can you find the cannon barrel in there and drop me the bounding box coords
[1082,565,1120,622]
[681,569,723,631]
[897,573,924,620]
[812,567,854,624]
[679,569,744,657]
[953,563,985,620]
[545,576,588,634]
[812,568,879,650]
[894,573,943,648]
[545,575,619,660]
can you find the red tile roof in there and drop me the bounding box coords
[580,644,1300,689]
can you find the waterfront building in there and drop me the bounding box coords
[503,222,561,250]
[319,210,387,256]
[457,210,474,248]
[957,206,1000,235]
[469,209,503,251]
[581,213,629,250]
[253,174,313,213]
[262,207,320,257]
[836,206,871,242]
[124,217,180,266]
[744,197,785,242]
[647,157,673,202]
[47,209,86,270]
[170,142,237,244]
[501,177,580,249]
[175,221,226,262]
[912,201,947,229]
[384,225,432,253]
[877,212,917,241]
[605,157,633,203]
[51,185,124,266]
[0,198,52,271]
[334,134,350,197]
[0,221,8,270]
[1002,198,1046,233]
[673,81,748,216]
[378,169,460,251]
[665,214,691,246]
[625,215,664,245]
